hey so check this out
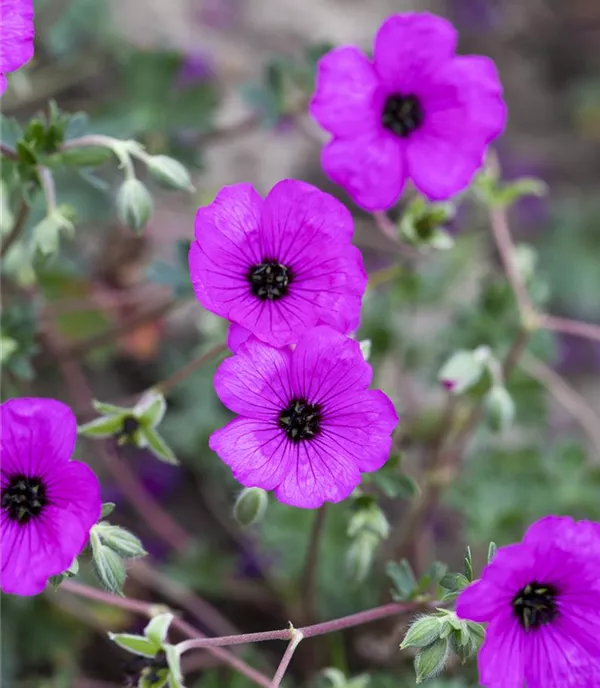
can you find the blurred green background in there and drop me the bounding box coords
[1,0,600,686]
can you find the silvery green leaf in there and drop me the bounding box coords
[346,532,377,583]
[387,559,417,600]
[146,155,194,192]
[135,391,167,428]
[78,415,123,438]
[144,613,174,649]
[321,668,347,688]
[359,339,372,361]
[95,523,147,559]
[484,386,515,434]
[143,428,179,465]
[108,633,158,658]
[488,542,498,563]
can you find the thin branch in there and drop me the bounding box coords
[539,314,600,344]
[301,505,327,624]
[178,601,418,654]
[269,630,303,688]
[520,353,600,461]
[489,206,536,322]
[153,341,228,396]
[0,199,29,258]
[60,580,272,688]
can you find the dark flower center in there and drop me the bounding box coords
[279,398,322,443]
[120,415,140,440]
[382,93,424,137]
[512,581,559,631]
[1,474,48,524]
[247,261,291,301]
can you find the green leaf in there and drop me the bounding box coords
[143,427,179,465]
[108,633,158,657]
[484,386,516,434]
[117,178,153,233]
[495,177,549,207]
[78,415,124,438]
[464,546,474,582]
[144,613,174,650]
[439,573,470,592]
[387,559,417,600]
[135,391,167,428]
[488,542,498,563]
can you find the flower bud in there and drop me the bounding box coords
[400,615,443,649]
[117,178,153,233]
[485,385,515,433]
[32,205,76,256]
[146,155,195,192]
[438,350,484,394]
[414,638,450,684]
[233,487,268,527]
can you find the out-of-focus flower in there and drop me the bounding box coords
[0,398,101,595]
[175,51,214,88]
[0,0,35,95]
[457,515,600,687]
[310,13,506,211]
[189,180,367,348]
[210,326,398,508]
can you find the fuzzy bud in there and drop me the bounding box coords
[233,487,268,527]
[414,638,450,684]
[146,155,195,192]
[117,178,153,233]
[401,615,443,649]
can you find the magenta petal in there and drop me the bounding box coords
[477,616,525,688]
[0,0,35,76]
[261,179,355,259]
[323,389,398,472]
[456,579,510,623]
[227,323,252,353]
[290,327,371,404]
[213,337,292,418]
[209,418,293,490]
[373,13,457,92]
[0,398,77,477]
[1,518,50,595]
[274,440,361,508]
[321,133,406,211]
[310,46,381,138]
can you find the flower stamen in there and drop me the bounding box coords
[512,581,559,631]
[247,261,291,301]
[279,398,322,442]
[381,93,424,137]
[1,475,48,524]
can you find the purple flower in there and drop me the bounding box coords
[176,51,214,88]
[0,0,35,95]
[0,398,101,596]
[457,516,600,687]
[189,180,367,348]
[209,326,398,508]
[310,13,507,211]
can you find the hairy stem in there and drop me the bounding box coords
[301,505,328,624]
[269,630,304,688]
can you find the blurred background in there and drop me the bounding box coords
[1,0,600,686]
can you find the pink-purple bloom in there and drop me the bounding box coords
[310,12,507,211]
[0,398,101,596]
[0,0,35,95]
[457,515,600,687]
[209,326,398,508]
[189,180,367,348]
